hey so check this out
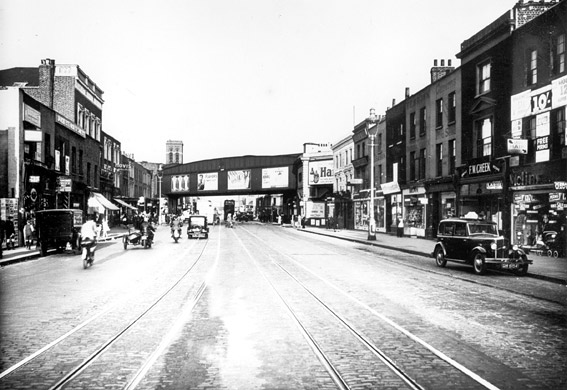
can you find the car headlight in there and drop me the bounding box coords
[512,244,519,251]
[490,242,497,250]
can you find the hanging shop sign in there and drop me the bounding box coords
[460,160,502,178]
[507,139,528,154]
[57,177,72,192]
[381,181,401,195]
[29,175,40,183]
[486,181,503,190]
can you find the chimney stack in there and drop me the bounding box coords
[392,98,396,107]
[39,58,56,108]
[430,58,455,83]
[405,87,410,98]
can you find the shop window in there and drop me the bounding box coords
[553,33,565,75]
[448,92,456,123]
[436,98,443,129]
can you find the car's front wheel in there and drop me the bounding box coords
[515,255,529,276]
[472,252,486,275]
[434,247,446,268]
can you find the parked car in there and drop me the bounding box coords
[187,215,209,239]
[432,217,532,275]
[35,209,83,256]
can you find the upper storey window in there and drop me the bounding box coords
[553,33,565,75]
[527,49,538,86]
[477,60,491,95]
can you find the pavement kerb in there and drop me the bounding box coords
[0,232,129,267]
[296,227,567,285]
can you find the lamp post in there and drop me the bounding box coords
[366,108,378,241]
[157,164,163,225]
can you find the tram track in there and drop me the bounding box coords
[0,234,218,390]
[238,225,503,390]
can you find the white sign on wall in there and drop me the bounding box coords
[308,161,334,185]
[262,167,288,188]
[228,170,251,190]
[197,172,218,191]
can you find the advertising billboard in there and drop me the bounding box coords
[262,167,288,189]
[308,161,334,185]
[197,172,218,191]
[227,170,251,190]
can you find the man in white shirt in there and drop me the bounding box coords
[80,214,98,261]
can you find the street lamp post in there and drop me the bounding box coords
[157,164,163,225]
[366,108,378,241]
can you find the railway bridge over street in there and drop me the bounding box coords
[161,153,301,216]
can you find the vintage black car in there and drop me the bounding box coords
[35,209,83,256]
[432,217,532,275]
[187,215,209,239]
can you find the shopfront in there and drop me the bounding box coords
[511,181,567,248]
[381,182,401,234]
[456,159,507,233]
[353,190,386,232]
[402,186,427,237]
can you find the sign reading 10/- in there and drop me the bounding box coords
[531,89,552,114]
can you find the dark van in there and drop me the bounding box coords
[35,209,83,256]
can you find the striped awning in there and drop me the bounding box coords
[88,192,119,211]
[114,198,137,210]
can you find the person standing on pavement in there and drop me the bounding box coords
[5,216,16,249]
[23,219,35,249]
[397,216,404,237]
[0,217,5,259]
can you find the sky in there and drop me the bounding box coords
[0,0,518,164]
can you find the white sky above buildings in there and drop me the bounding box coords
[0,0,517,164]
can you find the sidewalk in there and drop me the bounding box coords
[0,227,131,267]
[296,226,567,285]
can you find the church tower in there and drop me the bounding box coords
[166,140,183,164]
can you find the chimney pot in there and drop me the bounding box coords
[434,59,438,66]
[448,59,452,66]
[405,87,410,98]
[392,98,396,106]
[441,59,445,66]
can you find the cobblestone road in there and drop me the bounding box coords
[0,223,565,389]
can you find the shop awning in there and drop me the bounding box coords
[88,192,120,211]
[114,198,137,210]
